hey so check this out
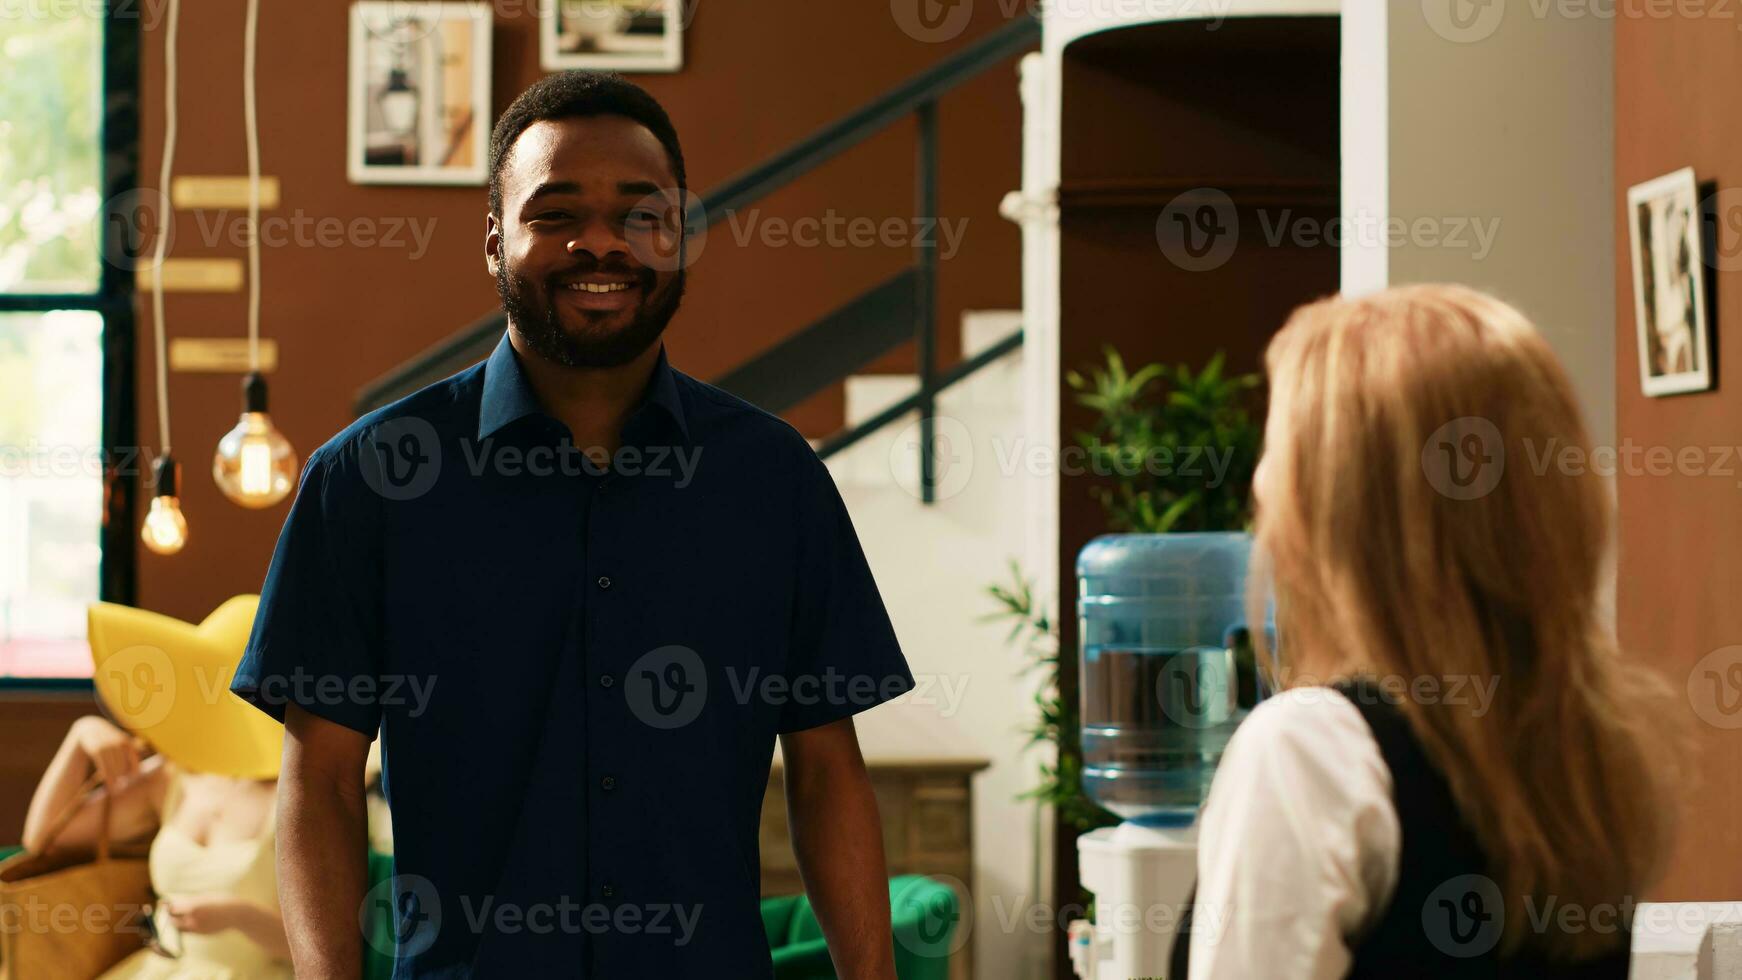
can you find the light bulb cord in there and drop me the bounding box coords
[244,0,262,372]
[150,0,181,456]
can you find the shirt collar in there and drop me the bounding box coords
[477,331,689,443]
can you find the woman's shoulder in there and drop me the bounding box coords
[1230,685,1379,758]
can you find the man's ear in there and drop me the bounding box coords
[484,213,501,277]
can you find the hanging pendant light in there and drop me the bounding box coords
[214,0,298,507]
[213,372,296,507]
[141,455,189,555]
[143,0,187,554]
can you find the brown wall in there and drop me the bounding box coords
[1614,22,1742,899]
[4,3,1027,838]
[0,693,96,843]
[127,1,1025,625]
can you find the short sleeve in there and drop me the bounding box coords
[1187,687,1401,980]
[776,449,915,734]
[231,440,385,738]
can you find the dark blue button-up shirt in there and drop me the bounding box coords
[233,333,915,978]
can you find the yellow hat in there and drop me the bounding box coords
[87,596,283,780]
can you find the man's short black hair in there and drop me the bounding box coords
[487,70,686,219]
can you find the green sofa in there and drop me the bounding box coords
[761,874,961,980]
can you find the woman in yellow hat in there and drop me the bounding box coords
[20,597,292,979]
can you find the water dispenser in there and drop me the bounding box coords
[1069,531,1261,980]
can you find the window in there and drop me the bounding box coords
[0,4,137,681]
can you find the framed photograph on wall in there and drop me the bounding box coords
[348,2,492,185]
[540,0,683,73]
[1627,167,1712,396]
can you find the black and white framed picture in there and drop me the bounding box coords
[540,0,683,73]
[1627,167,1712,396]
[348,2,492,185]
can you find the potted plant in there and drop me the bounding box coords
[987,347,1264,892]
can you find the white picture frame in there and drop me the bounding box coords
[540,0,683,73]
[348,2,492,186]
[1627,167,1713,397]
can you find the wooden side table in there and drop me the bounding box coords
[762,757,990,980]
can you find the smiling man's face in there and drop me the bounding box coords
[487,114,686,368]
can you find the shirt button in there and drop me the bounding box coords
[601,883,615,899]
[601,776,616,791]
[596,575,612,590]
[599,673,614,688]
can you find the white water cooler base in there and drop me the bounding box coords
[1071,822,1199,980]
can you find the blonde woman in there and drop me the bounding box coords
[22,715,290,978]
[1181,285,1679,978]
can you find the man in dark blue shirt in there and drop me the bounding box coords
[232,71,915,979]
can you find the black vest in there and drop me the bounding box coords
[1169,679,1631,978]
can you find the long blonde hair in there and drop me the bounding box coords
[1249,284,1679,960]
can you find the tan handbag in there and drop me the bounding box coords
[0,771,154,980]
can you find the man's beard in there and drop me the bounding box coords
[496,259,685,369]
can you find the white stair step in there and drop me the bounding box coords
[962,309,1023,359]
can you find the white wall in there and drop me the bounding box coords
[1344,0,1617,449]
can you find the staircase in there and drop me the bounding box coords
[800,308,1054,979]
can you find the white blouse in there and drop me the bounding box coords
[1187,686,1403,980]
